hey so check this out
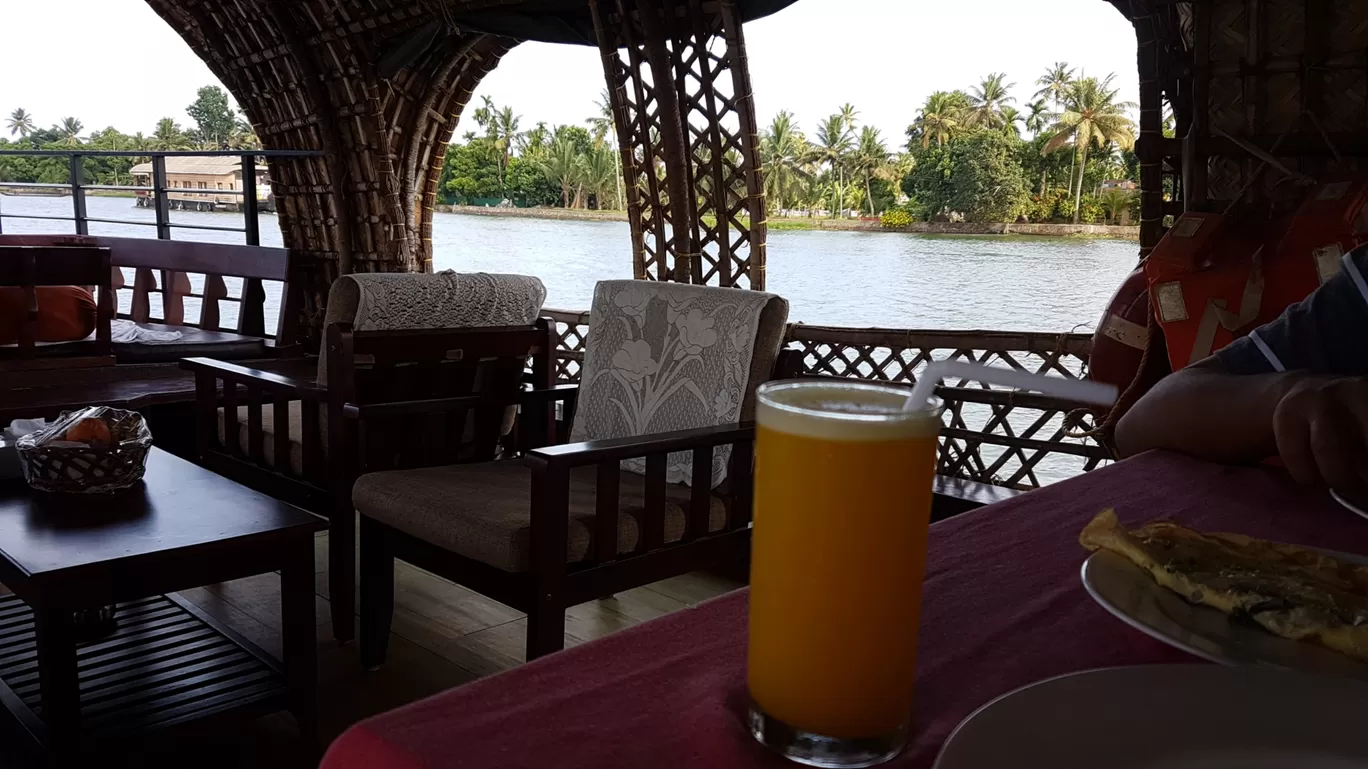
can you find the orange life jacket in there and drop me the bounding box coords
[1144,179,1368,371]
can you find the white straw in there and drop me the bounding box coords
[906,360,1118,410]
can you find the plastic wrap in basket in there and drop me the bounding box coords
[16,407,152,493]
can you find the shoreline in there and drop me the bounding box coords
[433,203,1138,239]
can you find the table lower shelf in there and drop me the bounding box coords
[0,592,288,745]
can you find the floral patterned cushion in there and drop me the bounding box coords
[570,280,788,488]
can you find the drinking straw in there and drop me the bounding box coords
[906,360,1118,410]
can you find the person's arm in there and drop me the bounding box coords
[1115,246,1368,490]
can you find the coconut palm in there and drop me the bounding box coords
[911,91,970,149]
[1043,74,1137,223]
[813,110,856,217]
[7,109,35,138]
[152,118,192,150]
[852,126,890,215]
[537,136,585,208]
[582,144,618,210]
[999,106,1023,138]
[58,117,83,145]
[759,111,812,213]
[585,90,623,211]
[491,106,520,198]
[1025,99,1050,135]
[1034,62,1076,109]
[1099,188,1134,225]
[968,73,1015,129]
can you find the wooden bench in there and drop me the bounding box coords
[0,235,300,363]
[0,245,115,371]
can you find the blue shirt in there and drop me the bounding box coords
[1215,245,1368,376]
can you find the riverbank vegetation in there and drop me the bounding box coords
[1,65,1142,226]
[0,87,258,185]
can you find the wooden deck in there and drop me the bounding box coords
[0,530,741,767]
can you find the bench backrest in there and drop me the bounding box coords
[0,235,299,346]
[0,245,114,362]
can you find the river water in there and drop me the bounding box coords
[2,194,1133,485]
[0,195,1137,330]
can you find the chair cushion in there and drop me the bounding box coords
[115,323,267,363]
[216,401,326,476]
[0,286,96,345]
[352,461,729,572]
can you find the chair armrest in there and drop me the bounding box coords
[525,422,755,470]
[182,356,325,399]
[340,385,579,420]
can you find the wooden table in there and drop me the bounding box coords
[0,359,317,424]
[0,448,326,759]
[319,452,1368,769]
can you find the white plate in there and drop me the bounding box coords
[934,665,1368,769]
[1081,549,1368,678]
[1333,488,1368,521]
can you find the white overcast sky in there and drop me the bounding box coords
[1,0,1138,146]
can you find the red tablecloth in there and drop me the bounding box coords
[320,452,1368,769]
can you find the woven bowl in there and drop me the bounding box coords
[17,409,151,494]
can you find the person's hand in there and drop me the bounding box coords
[1273,375,1368,492]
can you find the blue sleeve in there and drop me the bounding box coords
[1214,245,1368,375]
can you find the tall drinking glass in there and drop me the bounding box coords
[747,380,943,768]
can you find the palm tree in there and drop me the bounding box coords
[1025,100,1050,136]
[517,122,551,158]
[1043,74,1137,223]
[6,109,35,138]
[759,111,812,213]
[968,73,1015,129]
[1034,62,1076,110]
[813,111,856,217]
[999,106,1023,138]
[852,126,890,215]
[537,136,585,208]
[1098,188,1134,224]
[152,118,191,150]
[491,106,520,199]
[583,144,618,210]
[585,90,623,211]
[911,91,970,149]
[58,117,83,145]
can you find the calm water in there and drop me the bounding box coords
[0,194,1138,331]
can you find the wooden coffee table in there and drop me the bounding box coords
[0,447,326,757]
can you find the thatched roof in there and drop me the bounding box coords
[129,158,245,176]
[431,0,800,45]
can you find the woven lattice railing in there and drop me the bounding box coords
[544,312,1111,489]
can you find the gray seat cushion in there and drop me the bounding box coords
[115,322,267,363]
[353,461,729,572]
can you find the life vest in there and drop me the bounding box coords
[1143,179,1368,371]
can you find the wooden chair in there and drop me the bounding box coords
[0,235,300,362]
[354,281,789,663]
[183,272,550,643]
[0,245,115,369]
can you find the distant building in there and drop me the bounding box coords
[130,157,272,212]
[1100,179,1138,191]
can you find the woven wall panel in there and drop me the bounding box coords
[145,0,511,344]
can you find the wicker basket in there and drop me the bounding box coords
[16,408,151,494]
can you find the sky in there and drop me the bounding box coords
[1,0,1139,146]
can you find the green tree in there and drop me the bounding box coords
[852,125,890,215]
[1025,100,1050,135]
[7,109,34,138]
[947,129,1029,222]
[537,136,586,208]
[1043,73,1137,222]
[58,117,83,145]
[1098,188,1134,224]
[813,109,856,217]
[999,106,1023,138]
[968,73,1015,129]
[442,136,503,201]
[586,90,623,211]
[1034,62,1076,110]
[185,85,237,147]
[759,110,812,213]
[909,91,970,149]
[152,118,192,150]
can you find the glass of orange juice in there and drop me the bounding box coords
[747,380,942,768]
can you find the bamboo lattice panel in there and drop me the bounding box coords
[545,314,1109,489]
[782,325,1109,490]
[591,0,767,289]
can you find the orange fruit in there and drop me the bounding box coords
[65,418,113,446]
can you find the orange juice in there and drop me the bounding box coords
[747,381,941,765]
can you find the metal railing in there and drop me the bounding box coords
[0,150,322,246]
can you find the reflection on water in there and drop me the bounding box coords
[0,194,1138,330]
